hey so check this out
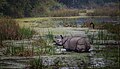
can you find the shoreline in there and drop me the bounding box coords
[15,16,112,21]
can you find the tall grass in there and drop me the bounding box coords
[87,7,120,16]
[0,17,20,47]
[19,27,35,39]
[89,23,120,68]
[30,57,43,69]
[0,17,34,47]
[48,9,80,17]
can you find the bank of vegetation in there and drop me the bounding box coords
[0,0,119,18]
[87,5,120,16]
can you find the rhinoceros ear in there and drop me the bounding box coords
[60,35,63,39]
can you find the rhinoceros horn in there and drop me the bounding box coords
[60,35,63,39]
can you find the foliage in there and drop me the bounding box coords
[103,23,120,40]
[18,27,34,39]
[87,6,120,16]
[96,45,120,68]
[0,17,20,40]
[52,18,77,27]
[30,57,43,69]
[0,17,34,46]
[103,23,120,34]
[48,9,79,17]
[0,0,57,17]
[0,0,119,17]
[4,45,33,56]
[58,0,119,8]
[45,30,54,42]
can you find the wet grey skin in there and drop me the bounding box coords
[54,35,91,52]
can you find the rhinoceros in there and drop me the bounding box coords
[54,35,91,52]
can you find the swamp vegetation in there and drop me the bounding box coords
[0,16,119,69]
[0,0,120,69]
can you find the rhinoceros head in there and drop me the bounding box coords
[53,35,64,46]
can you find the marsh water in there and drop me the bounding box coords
[77,16,118,24]
[52,16,119,23]
[0,16,119,69]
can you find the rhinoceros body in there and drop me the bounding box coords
[54,35,91,52]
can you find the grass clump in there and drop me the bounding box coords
[19,27,34,39]
[30,57,43,69]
